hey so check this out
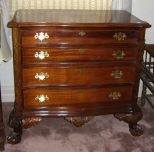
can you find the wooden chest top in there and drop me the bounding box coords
[8,9,150,28]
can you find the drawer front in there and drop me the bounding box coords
[21,29,139,47]
[23,66,135,87]
[23,86,133,108]
[23,47,137,64]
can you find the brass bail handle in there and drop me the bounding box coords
[35,94,49,103]
[78,31,86,37]
[111,70,123,79]
[113,32,127,41]
[35,72,49,81]
[109,92,121,100]
[34,32,49,41]
[34,51,49,60]
[112,51,126,60]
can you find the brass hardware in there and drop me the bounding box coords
[35,95,49,103]
[112,51,126,59]
[78,31,86,36]
[78,69,85,75]
[79,49,86,54]
[111,70,123,79]
[34,32,49,41]
[35,72,49,81]
[109,92,121,100]
[113,32,127,41]
[34,51,49,60]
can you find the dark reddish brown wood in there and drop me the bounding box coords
[21,29,139,47]
[23,102,133,117]
[7,9,151,144]
[7,110,22,144]
[114,106,144,136]
[22,66,135,87]
[8,10,150,28]
[23,86,133,108]
[7,28,23,145]
[22,47,138,64]
[12,28,23,115]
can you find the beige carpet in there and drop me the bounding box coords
[2,102,154,152]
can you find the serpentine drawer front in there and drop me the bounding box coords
[7,9,150,144]
[22,47,138,63]
[21,29,139,47]
[23,86,133,108]
[23,66,135,87]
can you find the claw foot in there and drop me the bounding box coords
[129,124,144,136]
[114,105,144,136]
[7,131,21,144]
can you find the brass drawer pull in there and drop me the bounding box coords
[34,51,49,60]
[111,70,123,79]
[35,72,49,81]
[109,92,121,100]
[112,51,126,59]
[78,31,86,37]
[35,95,49,103]
[78,69,85,75]
[79,49,86,54]
[113,32,127,41]
[34,32,49,41]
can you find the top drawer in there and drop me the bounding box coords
[21,29,139,47]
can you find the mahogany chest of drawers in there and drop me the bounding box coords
[7,9,150,144]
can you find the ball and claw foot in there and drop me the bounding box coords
[8,109,42,144]
[7,131,22,144]
[129,124,144,136]
[114,105,144,137]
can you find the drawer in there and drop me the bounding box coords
[22,47,137,64]
[23,86,133,108]
[23,66,135,87]
[21,29,139,47]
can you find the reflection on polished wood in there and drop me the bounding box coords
[7,9,151,144]
[11,9,149,26]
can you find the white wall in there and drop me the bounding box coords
[132,0,154,43]
[0,59,14,102]
[132,0,154,96]
[1,1,154,102]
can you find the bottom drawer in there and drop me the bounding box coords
[24,86,133,108]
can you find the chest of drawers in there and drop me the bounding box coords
[7,9,150,144]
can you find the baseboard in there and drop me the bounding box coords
[1,86,14,102]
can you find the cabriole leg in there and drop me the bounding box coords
[7,110,22,144]
[114,105,143,136]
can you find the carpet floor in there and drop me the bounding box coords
[2,102,154,152]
